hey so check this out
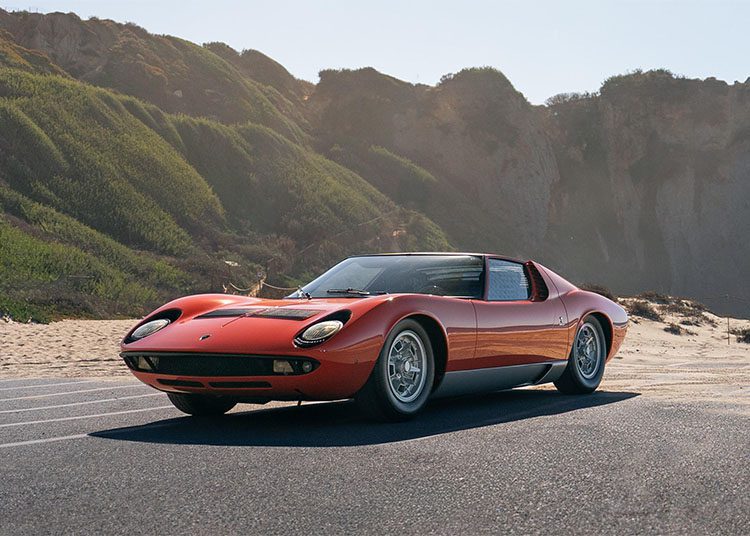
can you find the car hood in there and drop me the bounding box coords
[120,294,390,355]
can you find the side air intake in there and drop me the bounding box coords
[525,262,549,302]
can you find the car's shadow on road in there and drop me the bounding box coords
[90,389,638,447]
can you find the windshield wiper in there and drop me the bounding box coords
[326,288,385,296]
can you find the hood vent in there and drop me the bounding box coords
[197,307,321,320]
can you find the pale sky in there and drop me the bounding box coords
[1,0,747,104]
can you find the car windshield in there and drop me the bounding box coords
[288,255,484,298]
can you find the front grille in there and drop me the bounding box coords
[208,381,271,389]
[121,352,318,377]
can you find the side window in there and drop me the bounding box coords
[487,259,530,301]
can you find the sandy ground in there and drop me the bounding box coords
[0,318,135,378]
[1,305,748,412]
[600,308,750,411]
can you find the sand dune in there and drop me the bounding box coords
[1,306,748,412]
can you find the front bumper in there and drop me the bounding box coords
[121,351,373,401]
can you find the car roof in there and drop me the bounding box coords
[347,252,527,263]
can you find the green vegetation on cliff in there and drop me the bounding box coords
[0,62,449,321]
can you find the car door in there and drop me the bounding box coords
[466,257,569,370]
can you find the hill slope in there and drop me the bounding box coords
[0,23,449,320]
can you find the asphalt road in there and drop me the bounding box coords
[0,378,748,535]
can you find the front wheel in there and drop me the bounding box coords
[554,316,607,394]
[167,392,236,416]
[356,319,435,421]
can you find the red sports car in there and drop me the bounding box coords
[121,253,627,420]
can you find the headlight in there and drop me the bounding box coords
[131,318,171,340]
[296,320,343,346]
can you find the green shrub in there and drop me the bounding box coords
[0,295,53,323]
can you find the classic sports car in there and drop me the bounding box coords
[121,253,627,420]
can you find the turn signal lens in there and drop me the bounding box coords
[131,318,170,340]
[273,359,294,374]
[299,320,343,344]
[136,355,157,371]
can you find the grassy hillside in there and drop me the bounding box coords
[0,64,450,321]
[0,31,65,75]
[0,70,223,254]
[204,42,313,130]
[0,184,191,321]
[0,10,308,144]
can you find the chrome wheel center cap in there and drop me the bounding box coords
[404,361,412,373]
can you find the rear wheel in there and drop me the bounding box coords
[167,392,236,416]
[356,319,435,421]
[554,316,607,394]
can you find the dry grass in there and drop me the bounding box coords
[626,300,664,321]
[624,294,717,327]
[636,291,672,305]
[733,328,750,344]
[664,323,697,336]
[664,323,684,335]
[579,283,617,302]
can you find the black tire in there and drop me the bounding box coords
[166,392,236,416]
[554,315,607,394]
[356,319,435,421]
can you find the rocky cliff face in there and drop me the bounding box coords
[311,67,560,258]
[0,9,747,316]
[309,68,750,314]
[546,73,750,312]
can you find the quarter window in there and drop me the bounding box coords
[487,259,530,301]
